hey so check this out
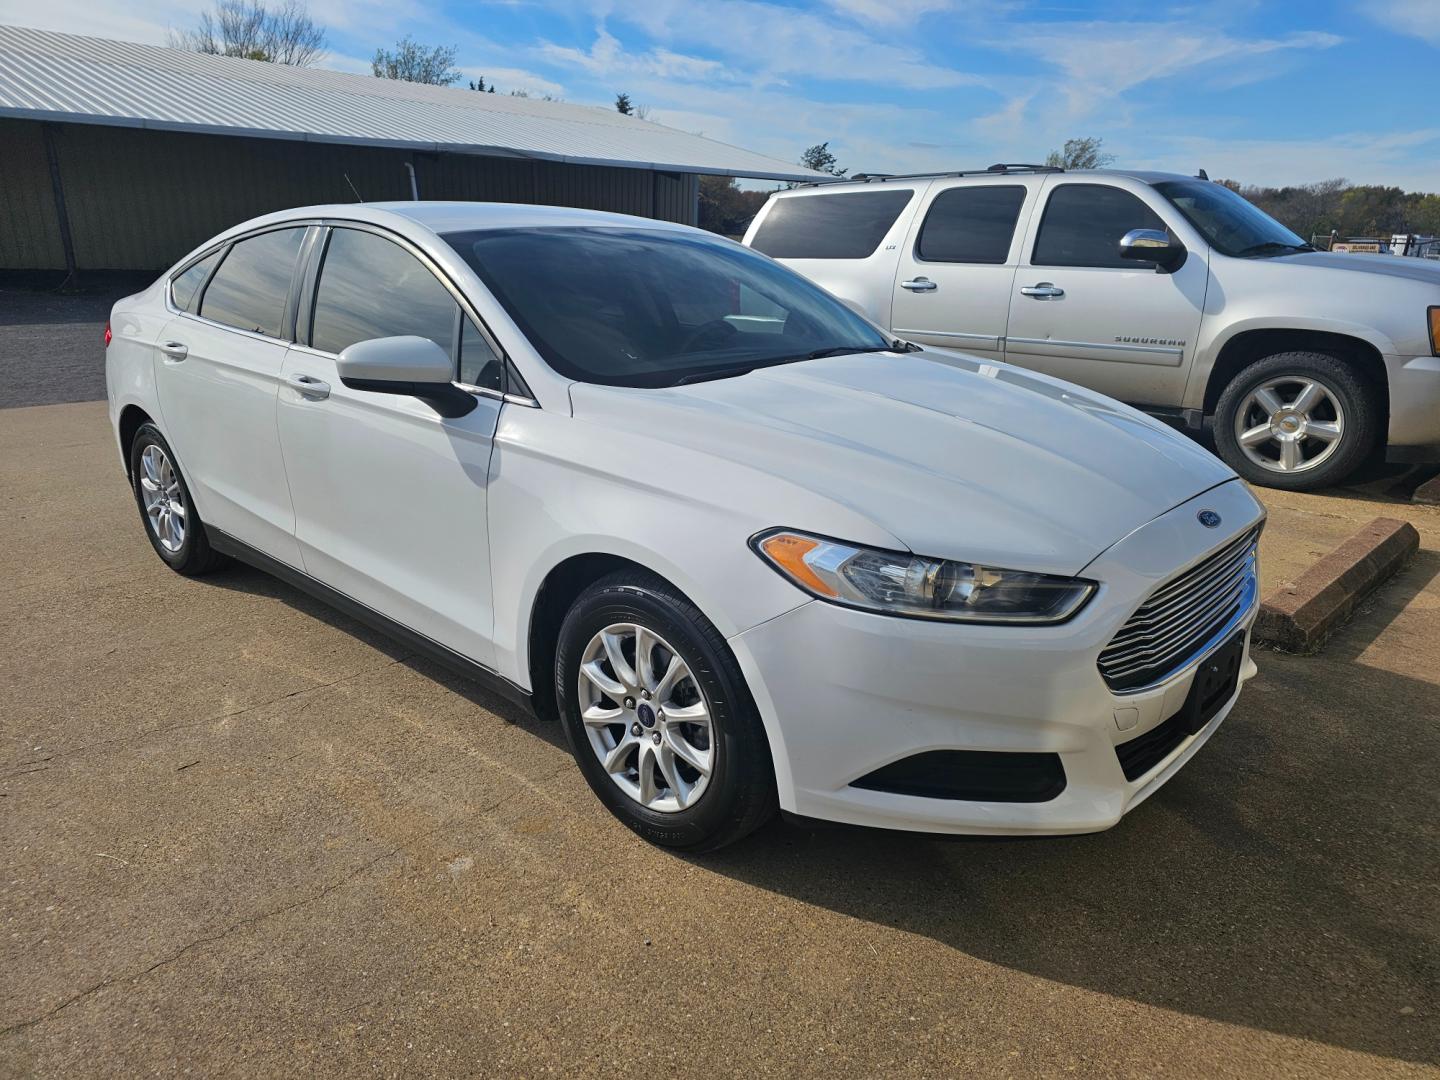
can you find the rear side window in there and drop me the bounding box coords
[1032,184,1165,269]
[916,186,1027,264]
[199,228,305,337]
[750,190,914,259]
[310,228,460,359]
[171,250,219,313]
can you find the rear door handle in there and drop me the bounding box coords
[900,277,938,292]
[1020,282,1065,299]
[286,373,330,400]
[159,340,188,361]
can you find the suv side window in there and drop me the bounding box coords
[916,186,1027,264]
[310,228,460,361]
[1032,184,1165,269]
[171,250,220,313]
[749,190,915,259]
[199,228,306,337]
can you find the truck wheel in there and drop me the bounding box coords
[1213,351,1381,491]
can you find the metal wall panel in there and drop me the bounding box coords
[2,121,704,271]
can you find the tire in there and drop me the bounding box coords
[1213,350,1381,491]
[128,423,227,576]
[555,570,776,852]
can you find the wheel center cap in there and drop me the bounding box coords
[637,703,657,728]
[1275,413,1301,434]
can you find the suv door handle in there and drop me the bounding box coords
[286,373,330,400]
[1020,283,1065,299]
[159,340,188,361]
[900,277,938,292]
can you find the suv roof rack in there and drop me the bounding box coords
[805,163,1064,187]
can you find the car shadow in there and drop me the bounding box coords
[199,564,565,753]
[695,607,1440,1065]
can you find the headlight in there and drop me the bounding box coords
[752,529,1095,624]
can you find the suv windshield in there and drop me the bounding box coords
[1153,180,1311,258]
[443,227,891,388]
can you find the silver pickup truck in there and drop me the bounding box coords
[743,165,1440,490]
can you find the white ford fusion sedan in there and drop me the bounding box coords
[106,202,1263,851]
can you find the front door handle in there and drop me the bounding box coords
[286,373,330,400]
[900,277,938,292]
[1020,282,1065,299]
[159,340,188,361]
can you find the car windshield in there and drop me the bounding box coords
[443,226,892,388]
[1152,180,1312,258]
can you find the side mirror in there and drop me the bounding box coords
[1118,228,1187,273]
[336,335,476,418]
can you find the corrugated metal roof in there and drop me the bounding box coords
[0,25,824,181]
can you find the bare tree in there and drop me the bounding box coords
[169,0,326,66]
[371,36,461,86]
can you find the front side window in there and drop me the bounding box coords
[916,186,1027,264]
[749,190,915,259]
[459,318,504,391]
[444,227,891,388]
[171,250,220,313]
[310,228,460,359]
[1153,179,1309,257]
[1032,184,1166,269]
[200,228,306,337]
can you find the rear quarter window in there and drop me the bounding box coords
[750,189,914,259]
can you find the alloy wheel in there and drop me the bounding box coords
[577,622,715,813]
[1233,376,1346,474]
[138,444,187,552]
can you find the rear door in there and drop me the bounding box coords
[889,177,1038,359]
[154,225,309,566]
[275,224,508,666]
[1003,178,1209,405]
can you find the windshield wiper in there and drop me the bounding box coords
[674,366,754,385]
[671,344,888,387]
[1236,241,1314,258]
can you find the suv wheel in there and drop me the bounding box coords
[1213,350,1381,491]
[554,571,776,852]
[129,424,226,575]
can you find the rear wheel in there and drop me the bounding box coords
[555,571,776,852]
[1213,351,1381,491]
[129,424,226,576]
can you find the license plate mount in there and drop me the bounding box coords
[1177,631,1246,736]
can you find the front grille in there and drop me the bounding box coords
[1098,527,1260,693]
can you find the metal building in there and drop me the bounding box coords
[0,25,820,274]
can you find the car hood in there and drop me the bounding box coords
[568,350,1236,576]
[1278,251,1440,285]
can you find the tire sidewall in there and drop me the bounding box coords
[1213,351,1378,491]
[129,424,200,569]
[555,580,762,850]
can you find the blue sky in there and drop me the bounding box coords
[6,0,1439,188]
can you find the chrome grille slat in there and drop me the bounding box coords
[1099,527,1260,692]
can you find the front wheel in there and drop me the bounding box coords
[1212,351,1381,491]
[555,571,776,852]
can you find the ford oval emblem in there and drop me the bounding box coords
[1197,509,1222,529]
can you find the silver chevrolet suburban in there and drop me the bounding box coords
[743,165,1440,490]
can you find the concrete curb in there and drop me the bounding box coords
[1415,474,1440,506]
[1254,516,1420,655]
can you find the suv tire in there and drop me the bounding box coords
[129,424,227,576]
[1213,350,1381,491]
[555,570,776,852]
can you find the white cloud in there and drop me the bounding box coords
[824,0,953,26]
[537,29,734,83]
[1366,0,1440,46]
[1133,128,1440,190]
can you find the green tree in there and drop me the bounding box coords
[615,92,633,115]
[800,142,847,177]
[698,176,770,237]
[372,36,461,85]
[169,0,326,66]
[469,77,496,93]
[1045,136,1115,169]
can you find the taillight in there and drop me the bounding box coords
[104,321,113,347]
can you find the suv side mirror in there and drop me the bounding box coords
[1118,228,1187,273]
[336,336,476,418]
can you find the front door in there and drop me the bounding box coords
[154,226,308,566]
[889,179,1037,360]
[275,225,506,667]
[1003,179,1209,406]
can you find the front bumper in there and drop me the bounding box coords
[1386,352,1440,447]
[728,480,1265,836]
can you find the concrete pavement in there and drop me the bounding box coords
[1,400,1437,1079]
